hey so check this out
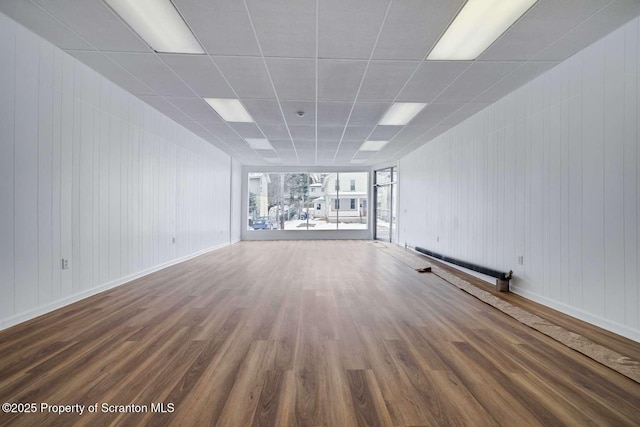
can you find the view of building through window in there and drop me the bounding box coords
[248,172,368,231]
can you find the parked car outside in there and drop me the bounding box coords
[252,217,275,230]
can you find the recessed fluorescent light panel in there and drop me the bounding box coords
[428,0,537,60]
[379,103,427,126]
[359,140,389,151]
[104,0,204,54]
[204,98,254,122]
[246,138,274,150]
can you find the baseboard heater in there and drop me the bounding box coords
[414,246,513,292]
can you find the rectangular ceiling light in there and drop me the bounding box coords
[359,140,389,151]
[104,0,204,54]
[246,138,273,150]
[204,98,254,122]
[379,103,427,126]
[428,0,537,60]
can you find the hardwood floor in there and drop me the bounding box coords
[1,240,639,426]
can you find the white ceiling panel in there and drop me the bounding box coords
[348,102,390,125]
[246,0,315,58]
[343,125,375,140]
[357,61,419,101]
[34,0,150,52]
[260,124,292,140]
[271,140,295,151]
[373,0,464,60]
[0,0,92,50]
[398,61,471,102]
[368,125,403,140]
[165,97,223,122]
[318,0,389,59]
[68,50,155,95]
[473,61,558,103]
[244,99,286,124]
[434,62,523,104]
[533,0,640,61]
[229,123,264,138]
[411,103,464,126]
[159,55,234,98]
[318,60,367,101]
[5,0,640,166]
[440,103,489,127]
[138,96,190,121]
[317,126,344,140]
[174,0,260,56]
[214,56,276,99]
[289,125,316,140]
[318,102,352,126]
[317,150,338,160]
[266,58,315,100]
[106,53,194,96]
[277,150,298,160]
[280,101,316,125]
[480,0,610,61]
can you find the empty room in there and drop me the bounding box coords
[1,0,640,425]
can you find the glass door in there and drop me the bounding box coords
[374,167,396,242]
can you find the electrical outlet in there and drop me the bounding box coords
[517,255,524,265]
[61,258,69,270]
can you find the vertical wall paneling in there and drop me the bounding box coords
[0,14,16,319]
[0,14,236,330]
[399,16,640,341]
[13,24,40,314]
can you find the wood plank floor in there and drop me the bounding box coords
[1,240,639,426]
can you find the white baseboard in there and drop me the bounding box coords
[0,242,231,332]
[510,287,640,343]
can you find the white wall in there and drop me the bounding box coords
[0,13,235,330]
[399,17,640,342]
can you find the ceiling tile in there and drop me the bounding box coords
[319,0,389,59]
[319,59,367,101]
[391,126,431,143]
[244,99,285,124]
[199,122,238,138]
[266,58,315,100]
[349,102,390,125]
[317,140,340,151]
[434,62,523,104]
[0,0,92,50]
[358,61,419,101]
[374,0,464,60]
[34,0,150,52]
[246,0,315,58]
[440,103,489,127]
[261,124,292,140]
[343,125,375,140]
[270,140,295,150]
[281,101,316,125]
[165,96,223,122]
[317,150,338,160]
[532,0,640,61]
[68,51,155,95]
[214,56,276,99]
[289,125,316,140]
[369,125,402,140]
[480,0,611,61]
[317,126,344,140]
[293,141,316,150]
[229,122,264,138]
[411,103,463,126]
[159,54,234,98]
[105,53,194,96]
[318,102,352,126]
[174,0,260,56]
[473,62,558,103]
[138,96,190,121]
[398,61,471,102]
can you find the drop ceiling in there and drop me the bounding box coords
[1,0,639,166]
